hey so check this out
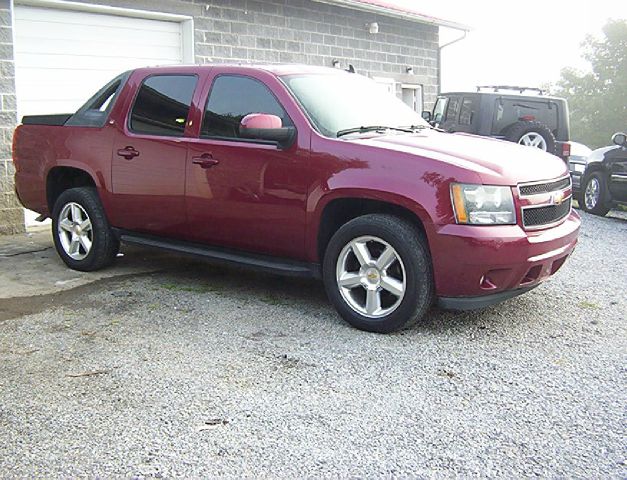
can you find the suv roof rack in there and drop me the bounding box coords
[477,85,545,95]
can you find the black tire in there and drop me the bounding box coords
[323,214,434,333]
[580,172,611,216]
[504,121,557,155]
[51,187,119,271]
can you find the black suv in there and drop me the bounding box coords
[574,132,627,216]
[423,86,571,161]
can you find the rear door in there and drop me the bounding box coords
[110,72,199,237]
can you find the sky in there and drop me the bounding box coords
[390,0,625,92]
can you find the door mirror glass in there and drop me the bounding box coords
[239,113,295,147]
[421,110,431,122]
[612,132,626,146]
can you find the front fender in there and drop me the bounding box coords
[305,177,443,263]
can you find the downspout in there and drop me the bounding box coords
[438,30,467,93]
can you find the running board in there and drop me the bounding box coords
[116,231,320,278]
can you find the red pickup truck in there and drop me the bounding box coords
[13,65,580,333]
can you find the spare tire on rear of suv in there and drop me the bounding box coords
[504,121,557,155]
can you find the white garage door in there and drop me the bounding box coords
[14,3,191,226]
[14,5,188,120]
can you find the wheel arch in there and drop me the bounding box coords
[46,166,99,213]
[313,193,433,264]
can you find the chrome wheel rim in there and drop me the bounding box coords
[519,132,547,150]
[336,236,406,319]
[58,202,93,260]
[584,177,600,209]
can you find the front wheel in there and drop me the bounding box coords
[52,187,119,271]
[323,214,434,333]
[581,172,611,216]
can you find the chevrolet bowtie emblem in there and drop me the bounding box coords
[551,191,564,205]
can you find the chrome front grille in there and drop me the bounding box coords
[523,198,572,228]
[518,175,572,230]
[518,176,571,196]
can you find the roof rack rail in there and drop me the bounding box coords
[476,85,545,95]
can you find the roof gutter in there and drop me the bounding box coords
[311,0,471,31]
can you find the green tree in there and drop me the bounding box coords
[551,19,626,148]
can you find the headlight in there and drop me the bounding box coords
[450,183,516,225]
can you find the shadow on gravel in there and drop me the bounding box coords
[1,243,529,335]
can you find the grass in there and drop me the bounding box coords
[160,283,224,295]
[259,294,290,306]
[578,300,599,309]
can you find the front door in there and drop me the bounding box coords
[185,74,309,259]
[607,146,627,202]
[438,95,461,132]
[110,73,198,237]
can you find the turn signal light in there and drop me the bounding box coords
[451,184,468,223]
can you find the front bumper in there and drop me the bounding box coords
[568,160,587,193]
[438,285,538,310]
[431,210,580,304]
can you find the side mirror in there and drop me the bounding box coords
[611,132,626,147]
[421,111,431,122]
[240,113,295,148]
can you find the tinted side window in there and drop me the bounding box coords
[202,75,292,139]
[433,97,448,121]
[66,72,130,127]
[130,75,197,136]
[445,97,460,122]
[459,97,475,125]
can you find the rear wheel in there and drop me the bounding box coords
[323,214,434,333]
[52,187,119,271]
[504,121,557,155]
[581,172,611,216]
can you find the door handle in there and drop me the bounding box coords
[192,153,219,169]
[117,146,140,160]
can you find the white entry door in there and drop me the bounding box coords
[401,84,423,113]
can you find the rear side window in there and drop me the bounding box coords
[130,75,197,136]
[66,72,130,127]
[202,75,292,139]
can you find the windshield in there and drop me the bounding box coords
[282,73,429,137]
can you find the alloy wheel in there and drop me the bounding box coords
[584,177,601,210]
[336,235,406,319]
[58,202,93,260]
[519,132,547,150]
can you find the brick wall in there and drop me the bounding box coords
[0,0,439,234]
[192,0,439,105]
[0,0,21,235]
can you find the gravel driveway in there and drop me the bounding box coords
[0,210,625,478]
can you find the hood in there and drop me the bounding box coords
[587,145,616,164]
[347,129,569,185]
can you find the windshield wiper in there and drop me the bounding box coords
[403,124,430,130]
[336,125,414,137]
